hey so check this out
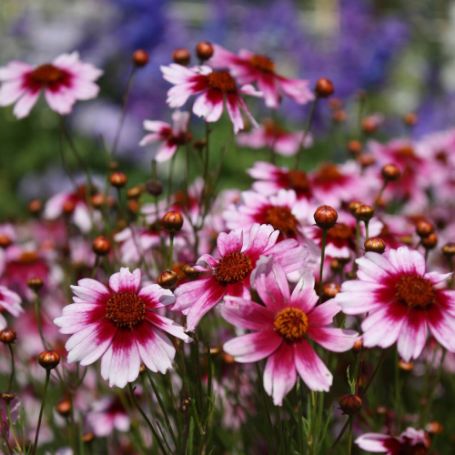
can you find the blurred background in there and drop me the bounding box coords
[0,0,454,218]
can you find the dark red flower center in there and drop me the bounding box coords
[286,170,311,193]
[106,292,146,328]
[395,274,435,309]
[263,119,285,137]
[207,70,237,93]
[19,251,39,263]
[435,150,448,164]
[264,206,298,237]
[313,164,344,185]
[274,307,308,342]
[28,64,69,88]
[249,54,275,73]
[214,251,252,285]
[327,223,353,241]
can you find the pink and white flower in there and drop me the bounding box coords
[248,162,313,200]
[86,397,130,437]
[139,110,191,162]
[210,45,314,108]
[174,223,305,331]
[237,119,312,156]
[161,64,260,133]
[0,285,23,329]
[335,246,455,361]
[223,189,313,239]
[222,266,357,405]
[44,185,93,233]
[355,427,430,454]
[0,52,102,118]
[54,268,191,388]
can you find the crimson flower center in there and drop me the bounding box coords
[274,307,308,342]
[214,251,252,285]
[19,251,39,263]
[207,71,237,92]
[264,206,298,237]
[313,164,343,184]
[249,54,275,73]
[29,64,67,86]
[106,292,146,328]
[395,274,435,309]
[327,223,353,241]
[287,170,311,193]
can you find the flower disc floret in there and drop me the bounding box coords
[273,307,309,342]
[395,274,435,309]
[264,206,298,237]
[106,292,146,328]
[214,252,252,285]
[249,55,275,73]
[207,71,237,92]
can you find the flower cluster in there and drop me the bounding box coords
[0,38,453,454]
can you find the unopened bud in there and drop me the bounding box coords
[314,205,338,229]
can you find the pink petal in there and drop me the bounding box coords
[109,268,141,293]
[294,340,332,392]
[308,327,357,352]
[139,283,175,308]
[263,343,297,405]
[13,91,40,118]
[223,329,281,363]
[221,296,274,330]
[397,312,428,361]
[147,313,191,342]
[355,433,392,452]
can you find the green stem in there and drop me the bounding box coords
[7,344,15,392]
[294,97,319,169]
[31,370,50,455]
[319,229,327,295]
[112,66,136,156]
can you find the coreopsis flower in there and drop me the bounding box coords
[311,162,370,207]
[0,52,102,118]
[54,268,190,388]
[355,427,430,454]
[86,397,130,437]
[174,224,305,331]
[210,45,314,108]
[237,119,312,157]
[0,285,23,329]
[161,64,260,132]
[223,189,312,239]
[248,162,313,200]
[44,185,93,233]
[139,110,191,162]
[335,246,455,361]
[222,266,357,405]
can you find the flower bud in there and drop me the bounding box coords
[161,211,184,233]
[92,236,111,256]
[442,242,455,258]
[127,199,140,216]
[352,338,363,352]
[362,116,380,135]
[364,237,386,254]
[355,204,375,222]
[347,140,362,156]
[339,394,362,415]
[321,282,340,300]
[315,78,334,98]
[314,205,338,229]
[62,199,76,215]
[158,270,178,289]
[422,233,437,250]
[195,41,214,61]
[357,154,376,169]
[0,234,12,249]
[127,185,143,200]
[110,172,128,188]
[416,220,434,238]
[56,399,72,417]
[347,200,362,216]
[425,421,443,435]
[38,350,60,370]
[0,329,16,344]
[1,393,15,404]
[82,432,95,444]
[398,359,413,372]
[403,112,418,127]
[332,110,347,123]
[145,179,163,196]
[173,48,191,65]
[132,49,149,67]
[28,277,44,292]
[182,264,201,279]
[28,199,43,216]
[381,163,401,182]
[91,193,107,209]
